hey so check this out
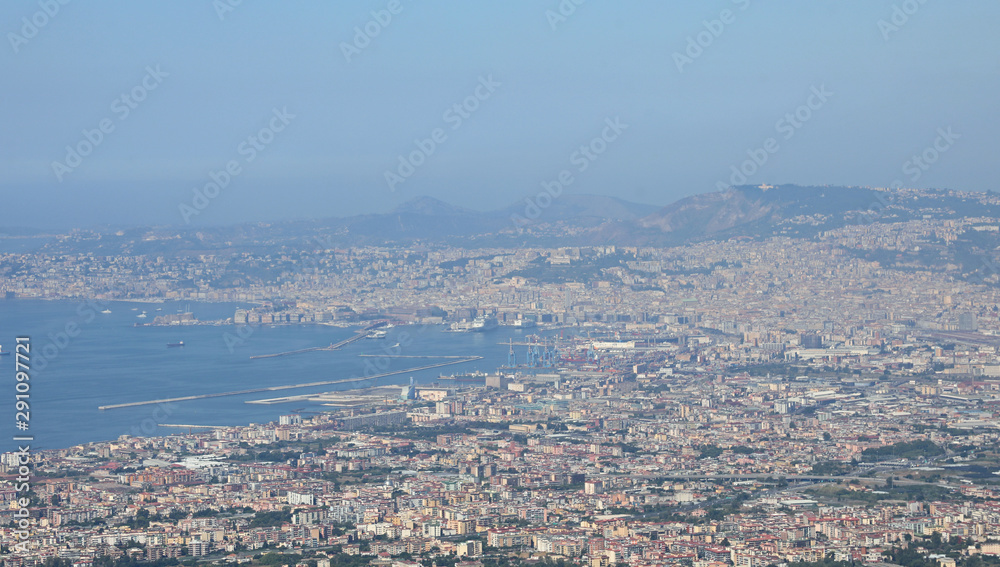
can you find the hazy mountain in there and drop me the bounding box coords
[27,186,1000,255]
[637,185,886,238]
[503,194,660,224]
[390,196,479,217]
[633,185,1000,242]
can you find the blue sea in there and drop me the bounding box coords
[0,300,548,453]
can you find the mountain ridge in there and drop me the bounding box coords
[18,185,1000,255]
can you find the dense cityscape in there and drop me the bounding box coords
[6,186,1000,567]
[5,0,998,566]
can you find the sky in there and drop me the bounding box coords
[1,1,997,229]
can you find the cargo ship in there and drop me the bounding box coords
[166,341,185,348]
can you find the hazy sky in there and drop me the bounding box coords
[2,1,997,228]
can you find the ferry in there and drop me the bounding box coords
[366,330,388,339]
[450,315,499,332]
[438,370,488,382]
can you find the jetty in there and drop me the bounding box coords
[248,323,385,360]
[98,356,482,410]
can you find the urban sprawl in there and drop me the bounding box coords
[7,204,1000,567]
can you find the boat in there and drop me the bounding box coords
[366,330,388,339]
[166,341,185,348]
[439,370,488,382]
[101,309,112,314]
[136,311,147,319]
[0,345,9,357]
[450,315,499,332]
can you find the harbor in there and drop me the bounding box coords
[0,302,534,453]
[248,322,386,359]
[98,355,483,410]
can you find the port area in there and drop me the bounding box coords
[98,355,482,410]
[248,322,385,359]
[244,385,401,406]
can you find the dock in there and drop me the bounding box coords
[358,354,474,359]
[248,323,383,360]
[98,356,483,410]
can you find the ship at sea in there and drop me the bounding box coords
[0,344,10,356]
[166,341,185,348]
[449,315,499,332]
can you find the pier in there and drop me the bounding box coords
[248,323,383,359]
[357,354,474,359]
[98,356,482,410]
